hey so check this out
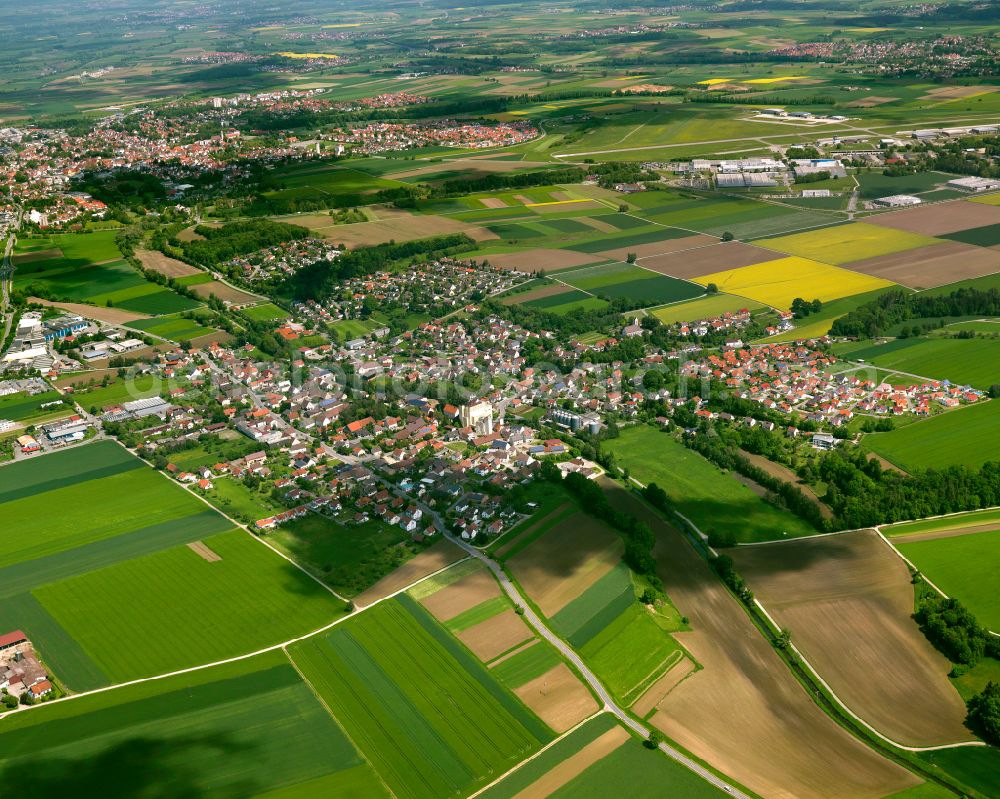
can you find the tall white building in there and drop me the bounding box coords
[459,401,494,435]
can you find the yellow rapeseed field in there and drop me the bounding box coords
[693,256,894,309]
[756,222,942,265]
[743,76,809,84]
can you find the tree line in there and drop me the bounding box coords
[831,286,1000,338]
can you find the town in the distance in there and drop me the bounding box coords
[1,1,999,798]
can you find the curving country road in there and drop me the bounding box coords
[445,530,749,798]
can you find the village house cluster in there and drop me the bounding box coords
[679,342,985,424]
[0,631,54,706]
[327,120,538,155]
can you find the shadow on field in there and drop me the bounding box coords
[728,530,874,583]
[0,734,257,799]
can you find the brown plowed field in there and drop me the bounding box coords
[508,511,622,617]
[295,211,496,247]
[841,241,1000,289]
[419,568,500,621]
[601,480,917,799]
[27,297,149,324]
[353,539,464,607]
[637,241,777,279]
[485,249,605,273]
[135,248,202,278]
[631,654,695,717]
[191,280,262,305]
[596,233,717,262]
[866,201,1000,236]
[732,530,974,747]
[13,248,62,264]
[457,609,533,661]
[513,663,599,733]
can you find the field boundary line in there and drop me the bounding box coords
[874,528,999,639]
[752,596,986,751]
[465,710,607,799]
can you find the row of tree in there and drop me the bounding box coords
[830,286,1000,338]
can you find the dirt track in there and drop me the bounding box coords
[603,482,918,799]
[733,530,974,747]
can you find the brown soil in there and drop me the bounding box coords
[353,539,464,607]
[845,96,897,108]
[577,217,618,234]
[500,284,571,305]
[739,450,833,519]
[187,541,221,562]
[733,530,974,747]
[513,663,600,734]
[891,523,1000,543]
[495,503,573,557]
[188,330,234,349]
[485,249,605,273]
[508,511,622,617]
[637,241,778,279]
[13,248,62,265]
[631,655,696,717]
[457,609,533,662]
[840,242,1000,289]
[135,249,202,278]
[925,85,987,99]
[481,197,508,208]
[419,568,500,621]
[597,233,718,263]
[27,297,149,324]
[510,725,629,799]
[867,200,1000,236]
[190,281,262,305]
[291,210,496,247]
[867,453,909,476]
[176,226,207,242]
[513,194,534,205]
[731,472,769,498]
[602,480,918,799]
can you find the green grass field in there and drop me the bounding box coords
[604,426,818,542]
[0,390,69,423]
[125,314,217,342]
[864,399,1000,472]
[0,651,387,797]
[241,302,290,322]
[66,375,163,411]
[917,746,1000,799]
[0,466,222,569]
[269,515,415,597]
[836,336,1000,389]
[34,529,344,681]
[558,262,704,305]
[551,560,635,647]
[288,596,551,799]
[885,508,1000,537]
[897,530,1000,630]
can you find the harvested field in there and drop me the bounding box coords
[300,212,496,247]
[596,233,717,262]
[845,96,898,108]
[353,539,464,607]
[501,283,571,305]
[867,201,1000,236]
[176,226,206,242]
[187,540,222,562]
[12,248,62,265]
[732,530,973,747]
[739,450,833,519]
[513,663,599,733]
[631,655,696,717]
[27,297,149,324]
[602,480,918,799]
[191,280,263,305]
[508,512,622,617]
[420,568,500,621]
[637,241,778,279]
[841,241,1000,289]
[507,725,629,799]
[135,248,202,278]
[577,217,618,233]
[482,197,508,208]
[925,85,986,99]
[486,249,605,273]
[892,523,1000,543]
[457,609,534,662]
